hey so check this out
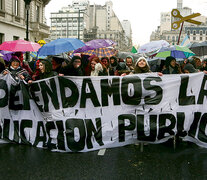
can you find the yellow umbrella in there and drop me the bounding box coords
[37,40,46,47]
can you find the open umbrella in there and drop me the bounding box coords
[117,51,141,60]
[37,38,85,56]
[189,41,207,56]
[138,40,170,55]
[74,39,116,53]
[0,39,41,52]
[155,45,195,59]
[30,52,46,59]
[82,47,118,58]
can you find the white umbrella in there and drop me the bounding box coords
[138,40,170,55]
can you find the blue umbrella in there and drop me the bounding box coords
[37,38,85,56]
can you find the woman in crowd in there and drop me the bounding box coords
[13,51,33,76]
[38,59,57,80]
[3,56,32,83]
[133,57,151,74]
[60,56,84,76]
[191,57,202,70]
[88,56,108,76]
[183,63,199,73]
[162,56,182,74]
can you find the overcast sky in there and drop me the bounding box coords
[45,0,207,46]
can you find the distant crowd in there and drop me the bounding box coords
[0,51,207,84]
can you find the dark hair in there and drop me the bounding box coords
[71,56,82,63]
[165,56,176,68]
[52,56,65,64]
[101,57,109,63]
[40,59,52,73]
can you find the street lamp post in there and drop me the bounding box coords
[78,10,81,39]
[24,0,31,61]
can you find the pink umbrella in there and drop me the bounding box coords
[0,39,41,52]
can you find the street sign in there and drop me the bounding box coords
[171,9,202,29]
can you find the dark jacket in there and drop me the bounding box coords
[60,65,84,76]
[39,60,58,79]
[8,66,31,82]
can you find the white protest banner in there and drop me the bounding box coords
[1,72,207,152]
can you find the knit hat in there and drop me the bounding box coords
[126,55,134,63]
[183,63,198,73]
[165,56,176,67]
[135,57,149,68]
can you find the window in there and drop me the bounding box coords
[14,0,19,16]
[193,37,196,40]
[193,30,196,35]
[13,36,19,40]
[200,37,203,41]
[0,0,3,10]
[200,30,203,35]
[187,30,190,35]
[0,33,4,44]
[36,5,40,22]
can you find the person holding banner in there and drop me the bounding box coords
[59,56,84,76]
[109,56,124,76]
[88,56,108,76]
[3,56,32,83]
[133,57,151,74]
[183,63,199,73]
[38,59,58,79]
[162,56,182,74]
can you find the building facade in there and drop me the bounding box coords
[50,0,90,41]
[150,0,207,45]
[0,0,50,44]
[49,0,132,51]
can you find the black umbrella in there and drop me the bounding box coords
[189,41,207,56]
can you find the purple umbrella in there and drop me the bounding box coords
[0,50,13,61]
[74,39,116,53]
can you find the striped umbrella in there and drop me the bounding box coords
[155,45,195,59]
[82,47,118,58]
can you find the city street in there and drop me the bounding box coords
[0,140,206,180]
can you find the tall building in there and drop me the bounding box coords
[49,0,132,51]
[121,20,132,49]
[50,0,90,41]
[177,0,183,10]
[0,0,50,44]
[85,1,129,50]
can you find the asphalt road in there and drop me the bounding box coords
[0,140,206,180]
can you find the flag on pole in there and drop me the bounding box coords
[181,35,191,47]
[131,46,137,53]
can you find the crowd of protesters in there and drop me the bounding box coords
[1,51,207,83]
